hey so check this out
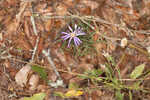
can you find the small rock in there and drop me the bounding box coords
[121,38,128,48]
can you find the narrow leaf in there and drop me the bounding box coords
[69,82,79,89]
[130,63,145,79]
[115,90,124,100]
[129,90,132,100]
[53,92,65,98]
[24,93,46,100]
[65,90,83,97]
[31,65,47,80]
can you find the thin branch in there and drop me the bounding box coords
[4,56,150,82]
[42,14,150,34]
[30,5,39,62]
[42,49,62,80]
[30,36,40,62]
[16,2,28,28]
[30,16,38,36]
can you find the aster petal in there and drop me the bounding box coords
[74,37,82,46]
[73,37,78,46]
[68,25,73,32]
[75,38,80,46]
[67,37,73,47]
[61,34,70,40]
[61,32,69,34]
[74,24,77,30]
[75,37,82,43]
[76,32,86,36]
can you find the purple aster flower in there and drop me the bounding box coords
[61,24,86,47]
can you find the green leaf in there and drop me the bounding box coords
[132,81,141,90]
[31,65,47,80]
[115,90,124,100]
[64,90,83,97]
[24,93,46,100]
[53,92,65,98]
[130,63,145,79]
[69,82,79,89]
[129,90,132,100]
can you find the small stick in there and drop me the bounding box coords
[30,4,39,62]
[30,16,38,36]
[43,15,150,34]
[42,49,62,80]
[128,43,150,57]
[4,56,150,82]
[30,36,40,62]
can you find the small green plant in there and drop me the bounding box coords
[80,69,103,84]
[55,18,149,100]
[77,54,147,100]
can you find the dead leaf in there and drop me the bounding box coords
[48,70,57,82]
[107,41,117,53]
[16,2,28,28]
[91,90,102,100]
[35,3,52,15]
[61,73,73,84]
[45,19,52,32]
[95,42,106,53]
[37,85,47,92]
[78,63,94,71]
[56,3,68,16]
[5,19,17,36]
[6,0,18,6]
[15,65,31,87]
[24,19,32,38]
[23,10,32,17]
[81,0,99,10]
[29,74,40,90]
[77,4,91,15]
[0,16,3,22]
[64,0,74,7]
[135,33,146,41]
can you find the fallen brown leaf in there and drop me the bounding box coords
[15,65,31,87]
[29,74,40,90]
[56,3,68,16]
[45,19,52,32]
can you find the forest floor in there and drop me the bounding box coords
[0,0,150,100]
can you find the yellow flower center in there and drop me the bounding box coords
[70,32,76,37]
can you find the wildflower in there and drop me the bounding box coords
[61,24,86,47]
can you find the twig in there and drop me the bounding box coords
[42,49,62,80]
[4,56,150,82]
[128,43,150,57]
[30,16,38,36]
[30,36,40,62]
[43,14,150,34]
[16,1,28,29]
[30,5,39,62]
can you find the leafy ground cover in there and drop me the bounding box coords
[0,0,150,100]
